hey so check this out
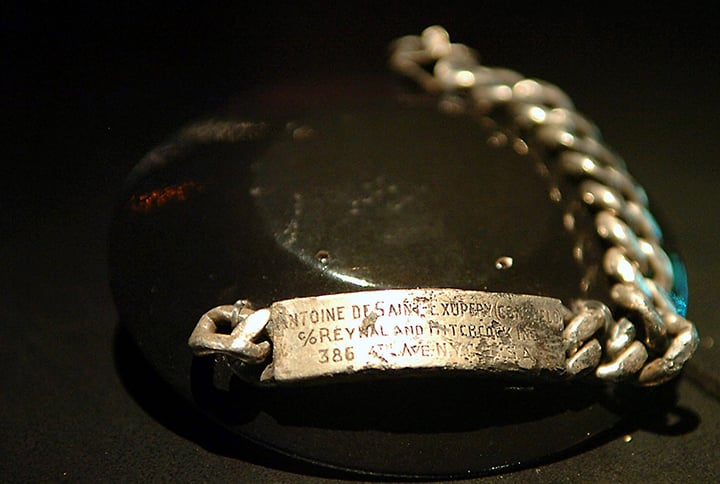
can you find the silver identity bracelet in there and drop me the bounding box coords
[188,26,699,387]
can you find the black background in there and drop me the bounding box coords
[2,2,719,481]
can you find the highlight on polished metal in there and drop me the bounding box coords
[188,26,698,387]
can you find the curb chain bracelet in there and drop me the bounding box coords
[188,26,699,387]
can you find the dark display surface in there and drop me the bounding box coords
[3,3,719,481]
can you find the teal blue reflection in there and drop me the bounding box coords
[670,253,689,317]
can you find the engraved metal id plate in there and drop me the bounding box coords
[263,289,566,382]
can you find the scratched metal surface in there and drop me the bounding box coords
[266,290,566,382]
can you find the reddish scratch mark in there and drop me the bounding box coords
[128,181,205,213]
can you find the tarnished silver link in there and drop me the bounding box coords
[602,246,650,295]
[512,79,575,110]
[563,301,611,352]
[595,211,648,269]
[596,341,648,381]
[608,167,649,207]
[662,311,695,334]
[421,25,453,58]
[188,300,271,364]
[389,25,699,385]
[535,125,626,171]
[624,201,663,243]
[605,317,636,358]
[566,340,602,376]
[558,151,603,178]
[610,283,667,352]
[638,326,699,385]
[547,108,600,139]
[434,45,482,89]
[389,33,444,92]
[563,301,610,375]
[558,152,647,207]
[639,239,674,292]
[471,84,514,108]
[580,179,625,214]
[513,106,600,141]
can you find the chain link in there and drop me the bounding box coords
[390,26,699,385]
[188,300,271,364]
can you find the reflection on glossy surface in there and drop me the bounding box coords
[128,181,205,213]
[670,253,689,317]
[248,91,595,295]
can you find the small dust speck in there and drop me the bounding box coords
[495,256,513,270]
[487,132,507,147]
[512,138,529,155]
[292,125,315,141]
[549,187,562,202]
[315,250,330,264]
